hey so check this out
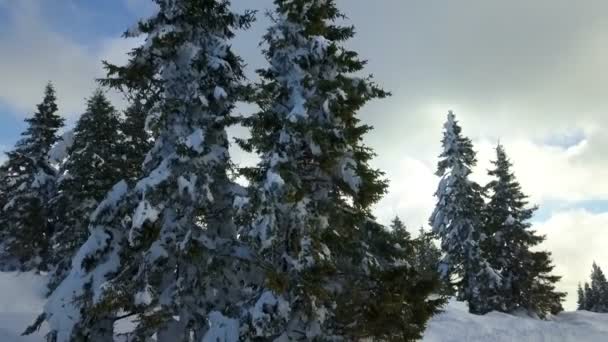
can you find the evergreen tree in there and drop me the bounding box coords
[237,1,442,340]
[590,262,608,312]
[0,83,64,272]
[429,111,500,315]
[483,143,565,316]
[47,90,124,291]
[413,227,442,279]
[390,216,411,241]
[579,263,608,312]
[35,1,254,341]
[577,283,586,311]
[120,97,153,183]
[584,282,594,310]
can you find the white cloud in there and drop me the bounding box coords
[0,1,138,119]
[373,157,437,229]
[474,137,608,203]
[534,209,608,310]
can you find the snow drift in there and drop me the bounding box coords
[0,272,607,342]
[424,300,608,342]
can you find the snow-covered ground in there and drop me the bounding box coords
[1,272,607,341]
[424,300,608,342]
[0,272,47,341]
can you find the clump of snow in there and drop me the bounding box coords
[214,86,228,100]
[129,199,160,246]
[134,286,154,306]
[182,128,205,153]
[48,130,74,165]
[264,170,284,190]
[0,272,48,341]
[339,156,361,192]
[90,180,129,222]
[250,291,291,337]
[423,299,608,342]
[201,311,239,342]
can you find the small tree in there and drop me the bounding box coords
[0,83,64,272]
[413,227,442,279]
[430,111,500,315]
[48,90,124,291]
[578,263,608,312]
[577,283,586,310]
[390,216,411,241]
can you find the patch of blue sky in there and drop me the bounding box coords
[540,128,586,149]
[0,106,27,151]
[533,199,608,223]
[41,2,135,46]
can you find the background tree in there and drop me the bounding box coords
[413,227,442,279]
[0,83,64,272]
[577,283,586,310]
[430,111,500,315]
[120,97,153,183]
[391,216,411,241]
[483,144,565,316]
[578,263,608,313]
[237,1,442,340]
[47,90,124,291]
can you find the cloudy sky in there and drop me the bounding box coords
[1,0,607,310]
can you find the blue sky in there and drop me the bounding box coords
[1,0,608,310]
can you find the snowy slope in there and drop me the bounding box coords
[0,272,47,342]
[0,272,607,342]
[423,300,608,342]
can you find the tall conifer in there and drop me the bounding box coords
[430,111,500,314]
[0,83,64,272]
[48,90,123,291]
[237,1,442,339]
[36,1,254,341]
[484,144,565,317]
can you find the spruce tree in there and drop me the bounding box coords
[390,216,411,241]
[47,90,124,291]
[584,282,594,310]
[591,263,608,312]
[579,263,608,312]
[36,1,254,341]
[237,1,442,339]
[413,227,442,279]
[429,111,500,315]
[484,144,565,317]
[120,98,153,183]
[0,83,64,272]
[577,283,586,310]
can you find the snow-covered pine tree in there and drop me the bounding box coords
[483,143,565,317]
[237,1,442,339]
[120,97,153,183]
[47,90,124,292]
[430,111,500,315]
[35,1,254,341]
[0,82,64,272]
